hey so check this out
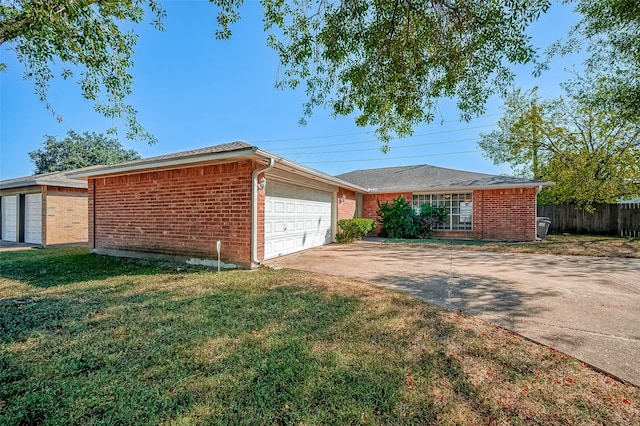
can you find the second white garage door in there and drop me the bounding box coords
[24,193,42,244]
[264,181,333,259]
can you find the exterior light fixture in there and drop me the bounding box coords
[258,177,267,190]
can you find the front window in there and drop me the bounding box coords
[412,193,473,230]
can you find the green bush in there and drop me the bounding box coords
[336,218,375,243]
[376,196,417,238]
[415,203,448,238]
[377,196,447,239]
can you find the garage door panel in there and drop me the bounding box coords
[1,196,18,242]
[264,181,333,260]
[24,194,42,244]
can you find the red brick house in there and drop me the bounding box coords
[337,165,551,241]
[67,142,551,267]
[0,171,88,246]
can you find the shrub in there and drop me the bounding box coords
[415,203,448,238]
[336,218,375,243]
[377,196,448,239]
[376,196,417,238]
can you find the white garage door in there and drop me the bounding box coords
[264,181,333,259]
[24,194,42,244]
[1,195,17,242]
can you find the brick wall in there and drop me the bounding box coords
[473,187,537,241]
[89,161,258,265]
[361,189,537,241]
[337,189,357,221]
[44,186,88,245]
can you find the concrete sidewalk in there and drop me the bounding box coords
[268,241,640,386]
[0,240,40,252]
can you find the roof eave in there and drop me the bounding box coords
[66,147,260,179]
[61,145,368,192]
[0,179,88,190]
[255,149,368,193]
[366,181,555,194]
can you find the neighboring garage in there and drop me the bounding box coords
[0,171,88,246]
[264,181,333,259]
[1,195,17,242]
[1,193,43,244]
[24,193,43,244]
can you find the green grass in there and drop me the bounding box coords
[1,248,638,425]
[387,234,640,258]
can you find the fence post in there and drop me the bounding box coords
[618,203,622,237]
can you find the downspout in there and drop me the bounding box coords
[251,158,275,265]
[92,179,97,249]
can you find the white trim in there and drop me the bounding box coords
[369,182,554,194]
[66,148,260,178]
[266,169,338,193]
[252,158,275,264]
[0,179,87,190]
[259,150,366,193]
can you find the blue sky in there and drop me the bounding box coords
[0,1,585,180]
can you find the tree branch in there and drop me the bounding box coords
[0,0,100,45]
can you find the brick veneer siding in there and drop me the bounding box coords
[44,186,88,245]
[361,188,537,241]
[337,189,357,221]
[472,187,537,241]
[89,161,259,266]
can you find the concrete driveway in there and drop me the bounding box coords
[267,241,640,386]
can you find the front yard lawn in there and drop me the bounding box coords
[1,248,638,424]
[389,234,640,258]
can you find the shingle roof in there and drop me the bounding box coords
[113,141,254,166]
[0,170,88,190]
[336,164,552,193]
[66,141,258,178]
[54,140,551,193]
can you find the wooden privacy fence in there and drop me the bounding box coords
[537,203,640,237]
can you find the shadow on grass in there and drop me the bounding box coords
[2,250,637,424]
[0,262,519,425]
[0,247,171,288]
[0,270,417,424]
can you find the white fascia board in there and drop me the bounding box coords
[255,149,368,193]
[37,179,88,189]
[0,179,87,190]
[368,181,555,194]
[66,147,260,179]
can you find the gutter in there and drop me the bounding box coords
[255,148,367,194]
[66,147,259,178]
[251,157,275,265]
[366,182,555,194]
[0,179,87,190]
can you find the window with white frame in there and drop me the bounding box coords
[412,193,473,230]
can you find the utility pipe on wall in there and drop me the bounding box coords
[251,158,275,265]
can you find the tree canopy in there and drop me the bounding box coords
[261,0,550,146]
[1,0,551,147]
[29,130,141,174]
[545,0,640,122]
[479,86,640,208]
[0,0,165,143]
